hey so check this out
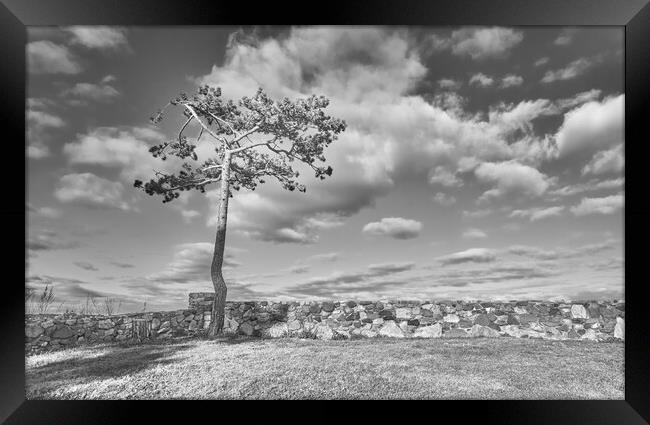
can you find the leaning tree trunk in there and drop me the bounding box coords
[208,152,232,337]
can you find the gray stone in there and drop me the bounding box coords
[360,329,378,338]
[26,324,44,338]
[395,308,411,319]
[240,322,254,336]
[314,324,334,340]
[287,320,301,331]
[321,302,335,312]
[97,319,114,329]
[52,326,75,339]
[444,314,460,323]
[413,323,442,338]
[614,317,624,340]
[268,323,289,338]
[473,314,490,326]
[379,321,405,338]
[470,324,500,338]
[571,304,588,319]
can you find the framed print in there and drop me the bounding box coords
[2,0,649,422]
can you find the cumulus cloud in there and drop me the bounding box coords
[555,95,624,158]
[27,41,82,74]
[570,194,623,216]
[54,173,132,211]
[582,145,624,176]
[462,228,487,239]
[437,248,497,265]
[428,166,463,187]
[474,161,553,202]
[27,100,66,159]
[509,206,565,221]
[63,126,173,182]
[64,26,129,51]
[500,74,523,88]
[469,73,494,87]
[549,178,624,198]
[534,57,549,67]
[62,81,121,104]
[541,57,597,83]
[362,217,423,239]
[429,27,523,60]
[438,78,462,90]
[432,192,456,207]
[554,28,578,46]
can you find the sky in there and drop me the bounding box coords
[26,26,624,313]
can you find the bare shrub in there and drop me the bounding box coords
[36,285,56,314]
[102,298,122,316]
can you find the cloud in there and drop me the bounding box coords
[27,41,82,74]
[469,73,494,87]
[431,27,523,60]
[541,57,597,83]
[26,100,66,159]
[462,209,492,219]
[432,192,456,207]
[110,262,135,268]
[428,166,463,187]
[63,126,173,182]
[437,248,497,265]
[54,173,132,211]
[508,239,618,260]
[462,228,487,239]
[555,89,602,110]
[570,194,623,216]
[62,82,121,104]
[28,205,63,219]
[288,265,310,274]
[307,252,340,262]
[534,57,549,67]
[500,74,523,88]
[74,261,98,271]
[555,95,624,158]
[147,242,241,284]
[362,217,423,239]
[549,178,624,198]
[27,230,80,252]
[554,28,578,46]
[438,78,462,90]
[582,145,624,176]
[509,206,565,221]
[64,26,129,51]
[474,161,553,202]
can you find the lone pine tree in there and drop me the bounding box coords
[135,86,346,336]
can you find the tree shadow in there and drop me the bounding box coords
[27,340,196,381]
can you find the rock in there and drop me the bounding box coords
[314,324,334,340]
[473,314,490,326]
[97,319,114,330]
[346,301,357,308]
[580,329,598,341]
[151,318,161,329]
[223,317,239,333]
[309,304,321,314]
[239,322,254,336]
[41,320,55,329]
[501,325,527,338]
[444,328,469,338]
[379,310,396,320]
[395,308,411,319]
[287,320,301,331]
[379,321,405,338]
[105,328,115,336]
[407,319,420,326]
[470,324,500,338]
[65,319,77,326]
[268,323,289,338]
[52,326,75,339]
[26,324,44,338]
[321,302,335,312]
[571,304,588,319]
[514,306,528,315]
[361,329,378,338]
[372,318,384,325]
[413,323,442,338]
[517,314,538,324]
[443,314,460,323]
[614,317,625,340]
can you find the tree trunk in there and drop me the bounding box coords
[208,151,231,337]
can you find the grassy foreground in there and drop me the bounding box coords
[26,337,624,399]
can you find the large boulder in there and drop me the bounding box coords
[239,322,254,336]
[571,304,588,319]
[413,323,442,338]
[26,324,44,338]
[614,317,625,340]
[52,326,75,339]
[379,321,405,338]
[473,314,490,326]
[470,324,500,338]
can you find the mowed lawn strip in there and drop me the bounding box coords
[26,337,624,399]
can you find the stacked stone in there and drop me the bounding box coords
[25,297,625,353]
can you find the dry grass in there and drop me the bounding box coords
[25,337,624,399]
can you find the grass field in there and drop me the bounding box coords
[26,337,624,399]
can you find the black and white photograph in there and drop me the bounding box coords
[25,24,626,400]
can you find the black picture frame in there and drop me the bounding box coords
[3,0,649,423]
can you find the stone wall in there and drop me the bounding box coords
[25,295,625,354]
